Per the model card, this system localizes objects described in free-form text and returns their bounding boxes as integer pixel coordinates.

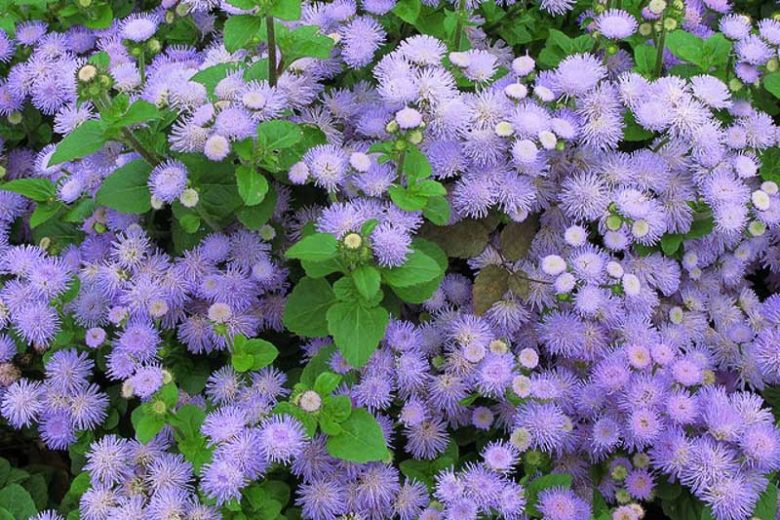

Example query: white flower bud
[494,121,514,137]
[761,181,778,195]
[179,188,199,208]
[504,83,528,100]
[78,64,98,82]
[511,55,535,76]
[349,152,371,172]
[564,225,587,246]
[541,255,567,276]
[299,390,322,412]
[538,130,557,150]
[752,190,771,211]
[518,348,539,369]
[631,219,650,238]
[606,261,624,278]
[622,273,641,296]
[554,272,576,294]
[449,51,470,67]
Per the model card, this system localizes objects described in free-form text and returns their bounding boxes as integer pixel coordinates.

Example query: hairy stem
[654,20,667,78]
[453,0,467,51]
[266,15,277,87]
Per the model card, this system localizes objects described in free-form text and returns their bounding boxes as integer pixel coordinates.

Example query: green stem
[96,92,162,166]
[138,51,146,84]
[651,135,670,152]
[654,20,667,78]
[453,0,467,51]
[266,15,277,87]
[395,149,406,180]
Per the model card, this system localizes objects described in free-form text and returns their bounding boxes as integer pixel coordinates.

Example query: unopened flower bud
[299,390,322,412]
[78,64,98,82]
[494,121,514,137]
[504,83,528,100]
[648,0,666,13]
[179,188,199,208]
[343,233,362,250]
[449,51,470,67]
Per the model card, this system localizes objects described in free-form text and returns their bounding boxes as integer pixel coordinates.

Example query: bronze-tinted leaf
[421,218,495,259]
[508,270,531,299]
[473,265,510,315]
[500,216,538,261]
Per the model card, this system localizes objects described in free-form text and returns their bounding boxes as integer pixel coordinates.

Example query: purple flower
[595,10,637,39]
[84,434,133,486]
[1,379,44,428]
[148,160,189,203]
[340,16,386,68]
[258,414,306,463]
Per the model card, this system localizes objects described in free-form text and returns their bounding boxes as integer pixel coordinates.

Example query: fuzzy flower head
[148,160,189,203]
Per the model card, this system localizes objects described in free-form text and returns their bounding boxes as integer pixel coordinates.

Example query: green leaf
[351,265,381,301]
[271,0,301,20]
[237,184,277,230]
[113,100,161,128]
[257,120,303,150]
[325,408,389,462]
[389,185,428,211]
[233,337,279,372]
[382,249,442,288]
[177,213,201,234]
[0,484,37,520]
[326,300,389,367]
[22,474,47,510]
[761,148,780,184]
[30,201,64,228]
[765,72,780,99]
[48,120,106,165]
[538,30,594,68]
[225,0,256,8]
[236,166,269,206]
[224,15,264,52]
[404,146,432,180]
[389,238,447,304]
[660,234,684,256]
[286,233,338,261]
[96,160,152,214]
[301,257,344,278]
[283,277,337,337]
[191,63,239,96]
[423,195,450,225]
[313,372,341,395]
[753,481,778,520]
[411,179,446,197]
[278,25,334,61]
[169,405,213,472]
[393,0,420,24]
[131,405,166,443]
[300,343,336,387]
[633,44,656,77]
[623,111,655,141]
[666,30,704,67]
[0,178,55,202]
